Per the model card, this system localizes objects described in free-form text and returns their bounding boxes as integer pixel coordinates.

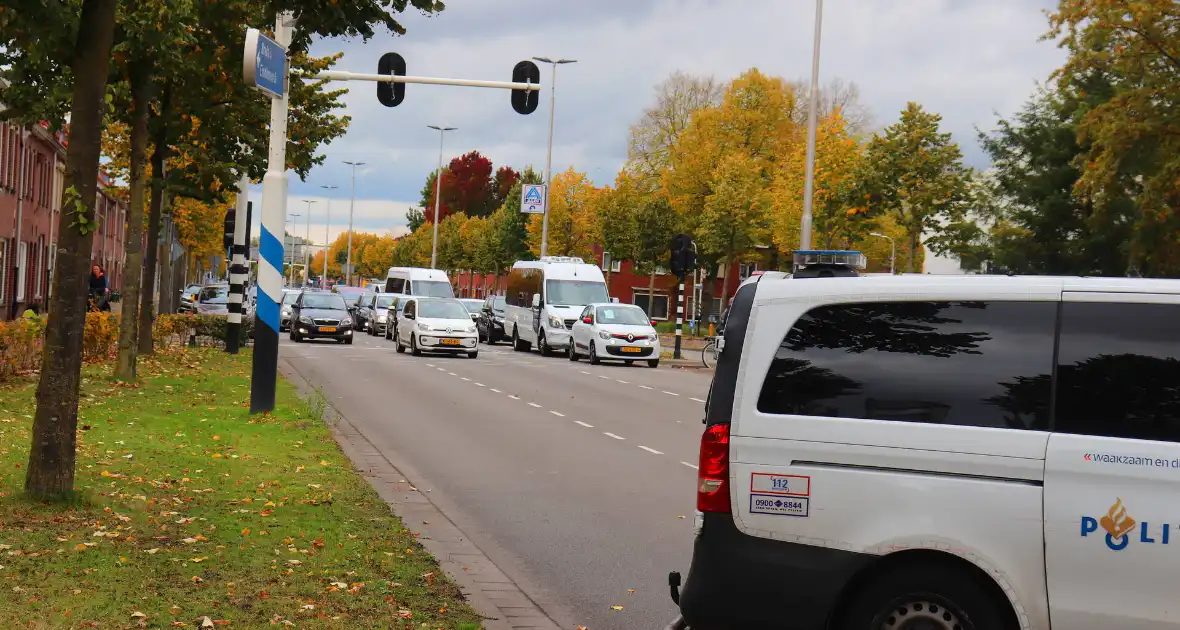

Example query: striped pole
[674,277,685,360]
[226,174,250,354]
[250,12,292,414]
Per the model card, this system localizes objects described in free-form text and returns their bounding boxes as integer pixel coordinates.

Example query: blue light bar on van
[792,250,867,270]
[539,256,586,264]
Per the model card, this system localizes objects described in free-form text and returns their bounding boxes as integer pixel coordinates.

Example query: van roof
[385,267,450,282]
[512,258,606,282]
[754,274,1180,302]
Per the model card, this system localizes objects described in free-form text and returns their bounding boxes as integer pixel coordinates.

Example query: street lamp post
[287,213,300,285]
[427,125,457,269]
[870,232,896,275]
[799,0,824,251]
[532,56,576,259]
[320,185,337,284]
[343,161,365,286]
[302,200,315,285]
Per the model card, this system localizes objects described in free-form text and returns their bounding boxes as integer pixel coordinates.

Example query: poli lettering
[1081,517,1172,551]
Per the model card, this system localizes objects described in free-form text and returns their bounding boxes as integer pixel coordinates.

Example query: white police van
[670,274,1180,630]
[503,256,609,356]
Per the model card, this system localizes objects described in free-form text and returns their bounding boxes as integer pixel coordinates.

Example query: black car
[383,296,410,342]
[353,292,379,333]
[476,294,508,344]
[289,291,355,344]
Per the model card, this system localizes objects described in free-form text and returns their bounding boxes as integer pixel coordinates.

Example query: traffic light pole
[226,173,250,354]
[674,274,685,360]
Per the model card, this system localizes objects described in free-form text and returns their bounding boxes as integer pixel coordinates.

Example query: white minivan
[673,274,1180,630]
[503,256,609,356]
[384,267,454,298]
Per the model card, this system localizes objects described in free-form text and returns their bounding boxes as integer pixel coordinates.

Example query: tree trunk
[139,86,170,355]
[467,270,474,297]
[719,261,731,313]
[114,61,153,380]
[647,269,657,320]
[699,263,718,328]
[25,0,119,499]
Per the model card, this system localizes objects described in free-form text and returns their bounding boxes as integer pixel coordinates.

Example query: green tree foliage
[863,102,971,273]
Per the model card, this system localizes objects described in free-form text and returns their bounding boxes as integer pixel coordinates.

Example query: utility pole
[532,57,576,258]
[343,161,364,286]
[427,125,456,269]
[288,213,300,285]
[320,185,337,285]
[799,0,824,251]
[870,232,896,274]
[226,173,249,354]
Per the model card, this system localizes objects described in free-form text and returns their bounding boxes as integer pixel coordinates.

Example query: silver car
[279,289,301,331]
[366,293,399,336]
[195,283,231,315]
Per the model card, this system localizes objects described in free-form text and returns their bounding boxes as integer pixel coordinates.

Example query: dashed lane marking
[574,421,594,428]
[604,432,626,441]
[549,410,565,417]
[662,391,679,397]
[681,462,699,470]
[690,397,706,403]
[638,445,664,455]
[527,402,542,408]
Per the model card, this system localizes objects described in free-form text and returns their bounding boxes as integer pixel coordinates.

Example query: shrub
[83,312,118,362]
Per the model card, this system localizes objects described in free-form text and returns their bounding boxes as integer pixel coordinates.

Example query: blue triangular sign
[524,187,543,204]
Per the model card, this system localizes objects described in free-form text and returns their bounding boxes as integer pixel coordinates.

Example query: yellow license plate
[621,346,642,353]
[441,338,461,346]
[319,327,337,333]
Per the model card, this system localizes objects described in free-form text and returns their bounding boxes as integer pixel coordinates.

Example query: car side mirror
[610,297,620,304]
[582,316,592,324]
[531,294,541,309]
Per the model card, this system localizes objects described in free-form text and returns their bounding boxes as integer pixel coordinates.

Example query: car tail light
[697,423,731,513]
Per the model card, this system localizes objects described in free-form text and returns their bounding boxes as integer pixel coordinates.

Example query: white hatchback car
[672,273,1180,630]
[395,297,479,358]
[568,303,661,368]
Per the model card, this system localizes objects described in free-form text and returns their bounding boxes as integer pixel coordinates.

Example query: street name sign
[522,184,546,214]
[243,28,287,98]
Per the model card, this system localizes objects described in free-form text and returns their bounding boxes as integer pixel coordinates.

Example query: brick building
[451,253,748,327]
[0,107,126,317]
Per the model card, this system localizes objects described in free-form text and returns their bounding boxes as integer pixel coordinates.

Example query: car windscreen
[596,306,650,326]
[460,300,483,313]
[301,294,347,310]
[417,300,470,320]
[199,286,229,304]
[546,280,608,306]
[414,281,455,298]
[281,292,300,305]
[376,295,396,308]
[490,296,506,312]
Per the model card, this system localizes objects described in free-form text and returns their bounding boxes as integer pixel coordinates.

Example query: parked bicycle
[700,335,720,368]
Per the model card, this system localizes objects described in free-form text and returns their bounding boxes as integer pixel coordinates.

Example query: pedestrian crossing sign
[522,184,546,214]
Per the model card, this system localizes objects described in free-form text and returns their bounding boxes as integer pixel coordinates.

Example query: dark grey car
[288,291,355,344]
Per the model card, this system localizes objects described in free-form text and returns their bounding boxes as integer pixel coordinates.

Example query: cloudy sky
[249,0,1066,247]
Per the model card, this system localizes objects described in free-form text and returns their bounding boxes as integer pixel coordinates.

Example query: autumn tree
[1048,0,1180,275]
[528,168,600,260]
[483,170,542,283]
[626,71,722,184]
[862,102,971,273]
[359,233,397,279]
[420,151,519,222]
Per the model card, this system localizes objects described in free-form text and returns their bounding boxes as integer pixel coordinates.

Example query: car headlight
[465,325,477,333]
[341,316,353,326]
[377,314,387,322]
[493,315,504,323]
[281,308,291,317]
[598,331,612,340]
[548,314,564,329]
[299,315,314,325]
[417,322,430,331]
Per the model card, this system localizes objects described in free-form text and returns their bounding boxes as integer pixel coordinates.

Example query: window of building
[16,241,28,302]
[632,291,669,320]
[35,236,44,298]
[757,301,1058,430]
[1053,301,1180,441]
[0,124,6,188]
[0,240,7,303]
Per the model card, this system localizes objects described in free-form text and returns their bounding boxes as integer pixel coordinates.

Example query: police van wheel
[513,329,530,352]
[839,561,1016,630]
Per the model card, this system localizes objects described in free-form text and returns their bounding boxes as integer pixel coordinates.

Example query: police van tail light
[697,423,731,513]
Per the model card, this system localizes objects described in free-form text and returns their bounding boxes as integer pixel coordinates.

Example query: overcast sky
[250,0,1066,246]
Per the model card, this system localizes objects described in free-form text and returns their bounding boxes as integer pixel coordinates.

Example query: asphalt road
[279,328,714,630]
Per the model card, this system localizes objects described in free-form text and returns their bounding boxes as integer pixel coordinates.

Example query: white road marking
[662,391,679,397]
[527,402,542,408]
[579,371,591,375]
[690,397,706,403]
[603,432,626,441]
[638,445,664,455]
[549,410,565,417]
[460,377,471,382]
[639,385,654,390]
[574,421,594,428]
[681,461,699,470]
[509,395,520,400]
[597,375,610,380]
[474,383,485,387]
[447,372,457,376]
[490,388,502,393]
[426,364,435,368]
[616,379,629,384]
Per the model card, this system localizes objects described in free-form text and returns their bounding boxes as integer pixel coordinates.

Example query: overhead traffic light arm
[305,69,541,91]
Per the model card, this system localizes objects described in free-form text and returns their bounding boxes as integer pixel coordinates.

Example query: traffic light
[223,208,236,252]
[377,52,406,107]
[511,60,540,115]
[669,233,696,277]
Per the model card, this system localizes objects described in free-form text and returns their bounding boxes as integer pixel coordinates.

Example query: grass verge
[0,348,483,629]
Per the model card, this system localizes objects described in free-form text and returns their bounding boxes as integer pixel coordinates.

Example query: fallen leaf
[201,617,215,629]
[131,612,147,619]
[286,559,301,565]
[396,609,412,619]
[145,548,161,554]
[611,605,624,611]
[191,576,203,584]
[627,589,636,594]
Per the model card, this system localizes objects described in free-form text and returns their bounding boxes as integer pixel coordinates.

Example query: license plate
[440,338,461,346]
[319,327,337,333]
[621,346,642,353]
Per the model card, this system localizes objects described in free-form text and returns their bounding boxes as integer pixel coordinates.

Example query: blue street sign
[243,28,287,98]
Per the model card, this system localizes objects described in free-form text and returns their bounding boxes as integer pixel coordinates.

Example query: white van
[503,256,609,355]
[383,267,454,298]
[673,274,1180,630]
